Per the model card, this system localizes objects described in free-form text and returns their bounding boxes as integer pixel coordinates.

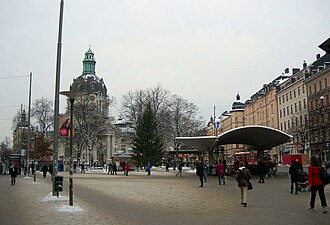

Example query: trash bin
[55,176,63,192]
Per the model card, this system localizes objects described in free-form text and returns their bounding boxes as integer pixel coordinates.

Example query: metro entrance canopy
[175,125,292,152]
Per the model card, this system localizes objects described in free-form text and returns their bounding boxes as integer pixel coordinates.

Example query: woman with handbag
[308,156,328,214]
[235,161,252,207]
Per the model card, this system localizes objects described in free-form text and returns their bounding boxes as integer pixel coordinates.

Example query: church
[58,47,134,168]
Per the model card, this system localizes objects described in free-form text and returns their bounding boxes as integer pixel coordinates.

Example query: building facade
[304,39,330,162]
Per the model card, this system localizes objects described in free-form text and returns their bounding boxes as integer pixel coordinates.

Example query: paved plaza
[0,167,329,225]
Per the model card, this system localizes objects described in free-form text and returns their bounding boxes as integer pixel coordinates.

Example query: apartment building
[276,66,309,154]
[304,38,330,162]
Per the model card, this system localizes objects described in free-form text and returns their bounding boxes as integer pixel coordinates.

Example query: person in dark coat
[42,164,48,178]
[196,160,204,187]
[176,160,183,177]
[112,161,117,175]
[257,159,265,183]
[9,163,18,186]
[235,161,252,207]
[289,159,302,194]
[165,161,169,172]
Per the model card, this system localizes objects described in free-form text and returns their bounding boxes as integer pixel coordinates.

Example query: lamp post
[52,0,65,197]
[60,90,84,206]
[320,96,327,163]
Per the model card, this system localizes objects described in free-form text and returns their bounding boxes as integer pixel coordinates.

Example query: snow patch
[41,193,68,202]
[56,205,84,212]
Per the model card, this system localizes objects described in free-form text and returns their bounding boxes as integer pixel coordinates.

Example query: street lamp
[320,96,327,163]
[60,90,85,206]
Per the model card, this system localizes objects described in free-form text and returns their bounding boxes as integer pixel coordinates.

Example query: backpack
[320,166,330,185]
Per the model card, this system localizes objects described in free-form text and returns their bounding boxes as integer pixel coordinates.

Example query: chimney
[324,62,330,68]
[303,60,307,68]
[292,68,300,75]
[316,54,321,60]
[284,68,289,74]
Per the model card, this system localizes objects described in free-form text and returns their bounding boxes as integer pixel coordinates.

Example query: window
[280,109,282,118]
[288,120,290,130]
[280,123,283,131]
[299,101,302,110]
[303,99,306,109]
[290,105,293,114]
[314,83,317,93]
[286,93,288,101]
[309,86,312,95]
[282,95,285,103]
[298,86,301,96]
[284,122,287,131]
[325,78,328,88]
[279,97,281,105]
[302,85,305,94]
[295,103,297,112]
[290,91,292,100]
[294,89,296,98]
[287,106,289,115]
[283,108,286,117]
[319,81,322,90]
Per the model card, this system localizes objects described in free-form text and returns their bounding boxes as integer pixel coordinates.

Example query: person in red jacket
[216,160,226,185]
[124,162,130,176]
[308,156,328,214]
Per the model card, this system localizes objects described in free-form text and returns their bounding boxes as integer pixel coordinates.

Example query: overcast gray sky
[1,0,329,142]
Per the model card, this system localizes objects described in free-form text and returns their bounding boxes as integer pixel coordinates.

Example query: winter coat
[308,164,324,186]
[124,163,130,171]
[216,163,225,175]
[196,163,204,177]
[289,161,302,182]
[9,165,18,178]
[235,167,251,187]
[177,162,182,171]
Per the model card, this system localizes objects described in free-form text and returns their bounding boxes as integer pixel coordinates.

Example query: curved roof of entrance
[175,125,292,151]
[217,125,292,149]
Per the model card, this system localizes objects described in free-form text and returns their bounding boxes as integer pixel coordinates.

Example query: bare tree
[73,96,111,161]
[31,97,54,133]
[289,112,309,154]
[121,85,204,149]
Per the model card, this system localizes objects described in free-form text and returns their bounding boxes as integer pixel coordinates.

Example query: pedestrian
[257,158,265,183]
[308,156,328,214]
[289,159,302,194]
[9,163,18,186]
[73,163,77,173]
[165,161,169,172]
[266,158,274,178]
[216,160,226,185]
[235,161,252,207]
[196,160,204,187]
[146,161,151,176]
[124,162,130,176]
[112,161,117,175]
[42,164,48,178]
[176,160,183,177]
[48,164,53,176]
[108,162,112,174]
[81,163,85,173]
[233,159,239,175]
[203,161,209,183]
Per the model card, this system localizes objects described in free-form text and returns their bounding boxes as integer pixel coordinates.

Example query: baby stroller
[297,170,308,192]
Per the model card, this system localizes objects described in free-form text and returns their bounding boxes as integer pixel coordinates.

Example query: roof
[176,125,292,151]
[175,136,217,151]
[319,37,330,53]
